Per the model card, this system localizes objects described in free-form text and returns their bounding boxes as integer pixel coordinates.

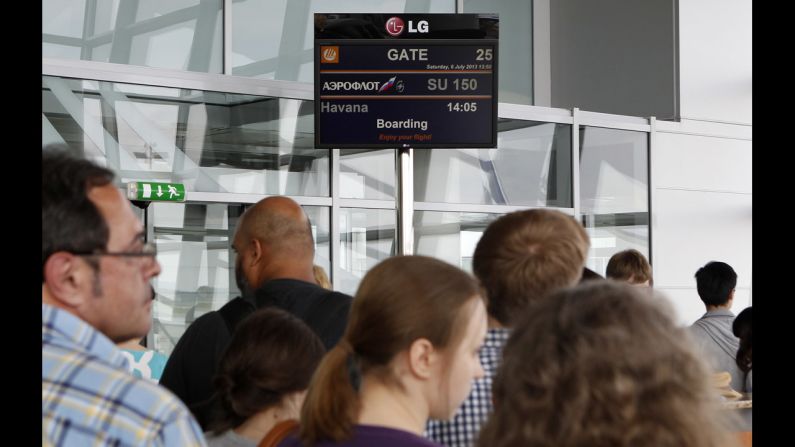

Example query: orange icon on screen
[321,46,339,63]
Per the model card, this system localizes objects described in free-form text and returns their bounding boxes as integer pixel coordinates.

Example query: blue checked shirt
[42,304,206,446]
[426,328,510,447]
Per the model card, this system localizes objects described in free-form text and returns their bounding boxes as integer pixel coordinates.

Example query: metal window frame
[43,56,654,286]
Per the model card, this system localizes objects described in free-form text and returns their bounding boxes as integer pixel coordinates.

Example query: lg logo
[385,17,428,36]
[385,17,404,36]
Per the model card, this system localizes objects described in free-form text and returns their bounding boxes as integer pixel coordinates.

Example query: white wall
[650,0,751,326]
[678,0,752,124]
[652,122,752,325]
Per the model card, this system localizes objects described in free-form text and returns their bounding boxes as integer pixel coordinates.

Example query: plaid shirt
[426,328,510,447]
[42,304,206,446]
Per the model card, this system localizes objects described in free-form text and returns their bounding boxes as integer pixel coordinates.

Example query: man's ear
[250,238,264,266]
[407,338,439,380]
[43,253,91,307]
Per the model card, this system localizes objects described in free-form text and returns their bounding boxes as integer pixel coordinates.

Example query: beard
[235,256,252,298]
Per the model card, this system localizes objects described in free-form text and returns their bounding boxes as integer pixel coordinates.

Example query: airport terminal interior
[42,0,751,357]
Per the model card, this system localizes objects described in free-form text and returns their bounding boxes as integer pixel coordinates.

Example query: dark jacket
[159,279,352,429]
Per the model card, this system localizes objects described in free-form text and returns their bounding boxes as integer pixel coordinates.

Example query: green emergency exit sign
[127,181,186,202]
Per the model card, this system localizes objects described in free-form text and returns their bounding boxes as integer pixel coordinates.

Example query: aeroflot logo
[378,76,405,93]
[385,17,429,36]
[320,46,339,63]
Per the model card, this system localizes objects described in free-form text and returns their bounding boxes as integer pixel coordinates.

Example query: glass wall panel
[464,0,533,105]
[42,43,83,59]
[42,76,329,196]
[42,0,223,73]
[232,0,456,80]
[579,126,649,275]
[338,208,396,295]
[43,0,86,38]
[415,120,571,207]
[414,211,500,273]
[340,149,396,200]
[150,202,329,356]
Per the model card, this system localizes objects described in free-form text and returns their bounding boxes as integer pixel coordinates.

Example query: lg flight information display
[314,14,498,148]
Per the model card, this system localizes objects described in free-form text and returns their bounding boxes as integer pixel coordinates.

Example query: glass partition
[414,211,501,272]
[340,149,396,200]
[231,0,456,80]
[150,202,329,356]
[43,0,223,73]
[415,120,572,207]
[338,208,396,295]
[42,76,329,196]
[464,0,534,104]
[579,126,650,274]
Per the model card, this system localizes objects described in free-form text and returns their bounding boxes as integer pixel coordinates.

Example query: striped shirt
[42,304,206,446]
[426,328,511,447]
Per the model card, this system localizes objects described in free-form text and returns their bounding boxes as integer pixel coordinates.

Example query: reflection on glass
[338,208,396,295]
[340,149,396,200]
[150,202,240,356]
[415,120,571,207]
[584,224,649,277]
[42,75,329,196]
[414,211,500,273]
[232,0,455,80]
[42,0,222,73]
[463,0,533,105]
[579,126,649,274]
[43,0,87,38]
[42,43,83,59]
[150,203,329,356]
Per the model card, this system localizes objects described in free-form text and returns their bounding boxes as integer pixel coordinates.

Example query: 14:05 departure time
[446,102,477,112]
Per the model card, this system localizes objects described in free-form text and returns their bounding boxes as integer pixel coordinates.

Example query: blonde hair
[473,209,590,326]
[313,265,331,290]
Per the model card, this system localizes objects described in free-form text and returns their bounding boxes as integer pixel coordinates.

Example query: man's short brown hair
[605,249,652,285]
[473,209,590,327]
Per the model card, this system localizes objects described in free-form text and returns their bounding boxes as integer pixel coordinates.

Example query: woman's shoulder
[278,425,439,447]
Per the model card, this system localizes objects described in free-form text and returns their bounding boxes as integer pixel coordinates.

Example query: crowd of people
[42,150,751,446]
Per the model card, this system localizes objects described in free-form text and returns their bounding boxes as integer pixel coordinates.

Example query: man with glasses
[42,149,206,446]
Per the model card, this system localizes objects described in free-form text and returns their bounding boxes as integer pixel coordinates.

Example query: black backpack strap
[218,296,256,335]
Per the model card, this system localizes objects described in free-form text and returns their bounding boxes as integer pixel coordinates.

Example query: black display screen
[314,14,498,148]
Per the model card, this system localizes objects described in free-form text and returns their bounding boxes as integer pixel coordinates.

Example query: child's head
[209,308,325,434]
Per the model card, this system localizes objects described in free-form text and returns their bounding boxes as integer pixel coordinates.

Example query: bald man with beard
[160,197,352,429]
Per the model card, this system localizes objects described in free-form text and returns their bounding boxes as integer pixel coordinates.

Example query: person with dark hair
[161,196,353,429]
[732,307,752,394]
[282,255,488,447]
[689,261,750,430]
[42,150,205,445]
[689,262,744,389]
[427,209,590,447]
[205,308,325,447]
[579,266,604,283]
[478,281,739,447]
[605,248,652,286]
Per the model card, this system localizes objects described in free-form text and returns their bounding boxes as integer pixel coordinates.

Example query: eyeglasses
[73,242,157,259]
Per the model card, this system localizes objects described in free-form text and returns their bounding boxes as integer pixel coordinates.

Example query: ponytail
[299,256,482,444]
[299,341,361,444]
